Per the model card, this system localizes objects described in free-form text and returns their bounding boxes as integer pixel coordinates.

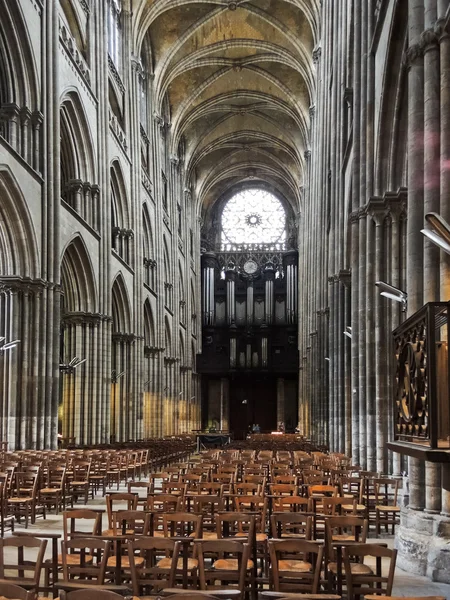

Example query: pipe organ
[198,250,299,374]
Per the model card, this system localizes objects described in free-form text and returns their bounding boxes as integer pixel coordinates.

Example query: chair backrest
[0,536,47,586]
[270,512,312,539]
[216,511,256,540]
[272,496,310,513]
[106,492,138,527]
[374,478,399,506]
[234,482,262,496]
[111,509,152,535]
[147,493,181,512]
[343,543,397,600]
[128,537,180,595]
[269,484,299,496]
[268,538,324,593]
[61,538,111,585]
[234,495,267,531]
[195,538,250,597]
[321,496,357,515]
[63,509,103,541]
[163,511,202,538]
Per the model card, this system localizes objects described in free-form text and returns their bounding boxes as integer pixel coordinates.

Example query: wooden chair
[40,464,71,514]
[127,480,152,507]
[270,512,312,540]
[324,516,369,592]
[60,538,112,590]
[343,544,397,600]
[7,472,45,528]
[196,539,252,600]
[0,582,34,599]
[0,481,14,536]
[104,493,138,534]
[68,460,92,504]
[191,495,224,538]
[127,537,181,596]
[0,536,47,592]
[268,539,324,594]
[374,478,400,536]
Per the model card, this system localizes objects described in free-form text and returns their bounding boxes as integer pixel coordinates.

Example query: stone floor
[6,484,450,599]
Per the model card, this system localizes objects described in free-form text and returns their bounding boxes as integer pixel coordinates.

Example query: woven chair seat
[107,555,144,568]
[235,532,267,542]
[328,561,373,575]
[278,559,312,572]
[40,487,62,493]
[214,558,254,570]
[157,557,198,570]
[8,496,33,502]
[376,505,400,512]
[102,528,134,536]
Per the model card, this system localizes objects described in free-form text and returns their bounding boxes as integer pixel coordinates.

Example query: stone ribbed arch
[0,167,39,279]
[177,90,303,148]
[110,160,130,230]
[170,65,308,151]
[60,0,88,54]
[60,236,97,314]
[156,39,311,106]
[188,130,302,178]
[111,161,133,264]
[198,160,300,208]
[0,0,39,108]
[135,0,318,70]
[375,2,409,193]
[60,90,96,184]
[164,316,172,356]
[60,90,98,227]
[142,203,154,259]
[112,274,132,333]
[143,298,156,347]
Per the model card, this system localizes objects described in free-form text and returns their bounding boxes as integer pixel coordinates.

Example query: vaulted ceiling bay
[133,0,319,213]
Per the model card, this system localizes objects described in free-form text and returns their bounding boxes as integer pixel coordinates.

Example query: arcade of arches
[1,0,450,584]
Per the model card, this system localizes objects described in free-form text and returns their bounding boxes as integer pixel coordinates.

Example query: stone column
[351,0,362,466]
[405,0,426,511]
[365,211,376,472]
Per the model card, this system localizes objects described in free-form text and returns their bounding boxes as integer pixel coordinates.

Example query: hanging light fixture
[421,212,450,255]
[375,281,407,312]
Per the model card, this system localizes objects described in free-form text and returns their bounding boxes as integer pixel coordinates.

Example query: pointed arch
[165,316,172,356]
[0,0,39,109]
[179,329,186,364]
[143,298,156,347]
[111,160,130,230]
[60,90,96,188]
[112,273,132,333]
[60,235,97,313]
[142,203,154,260]
[163,236,171,282]
[0,167,39,278]
[60,0,88,56]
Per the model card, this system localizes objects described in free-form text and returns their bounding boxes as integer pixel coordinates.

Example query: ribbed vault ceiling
[134,0,319,214]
